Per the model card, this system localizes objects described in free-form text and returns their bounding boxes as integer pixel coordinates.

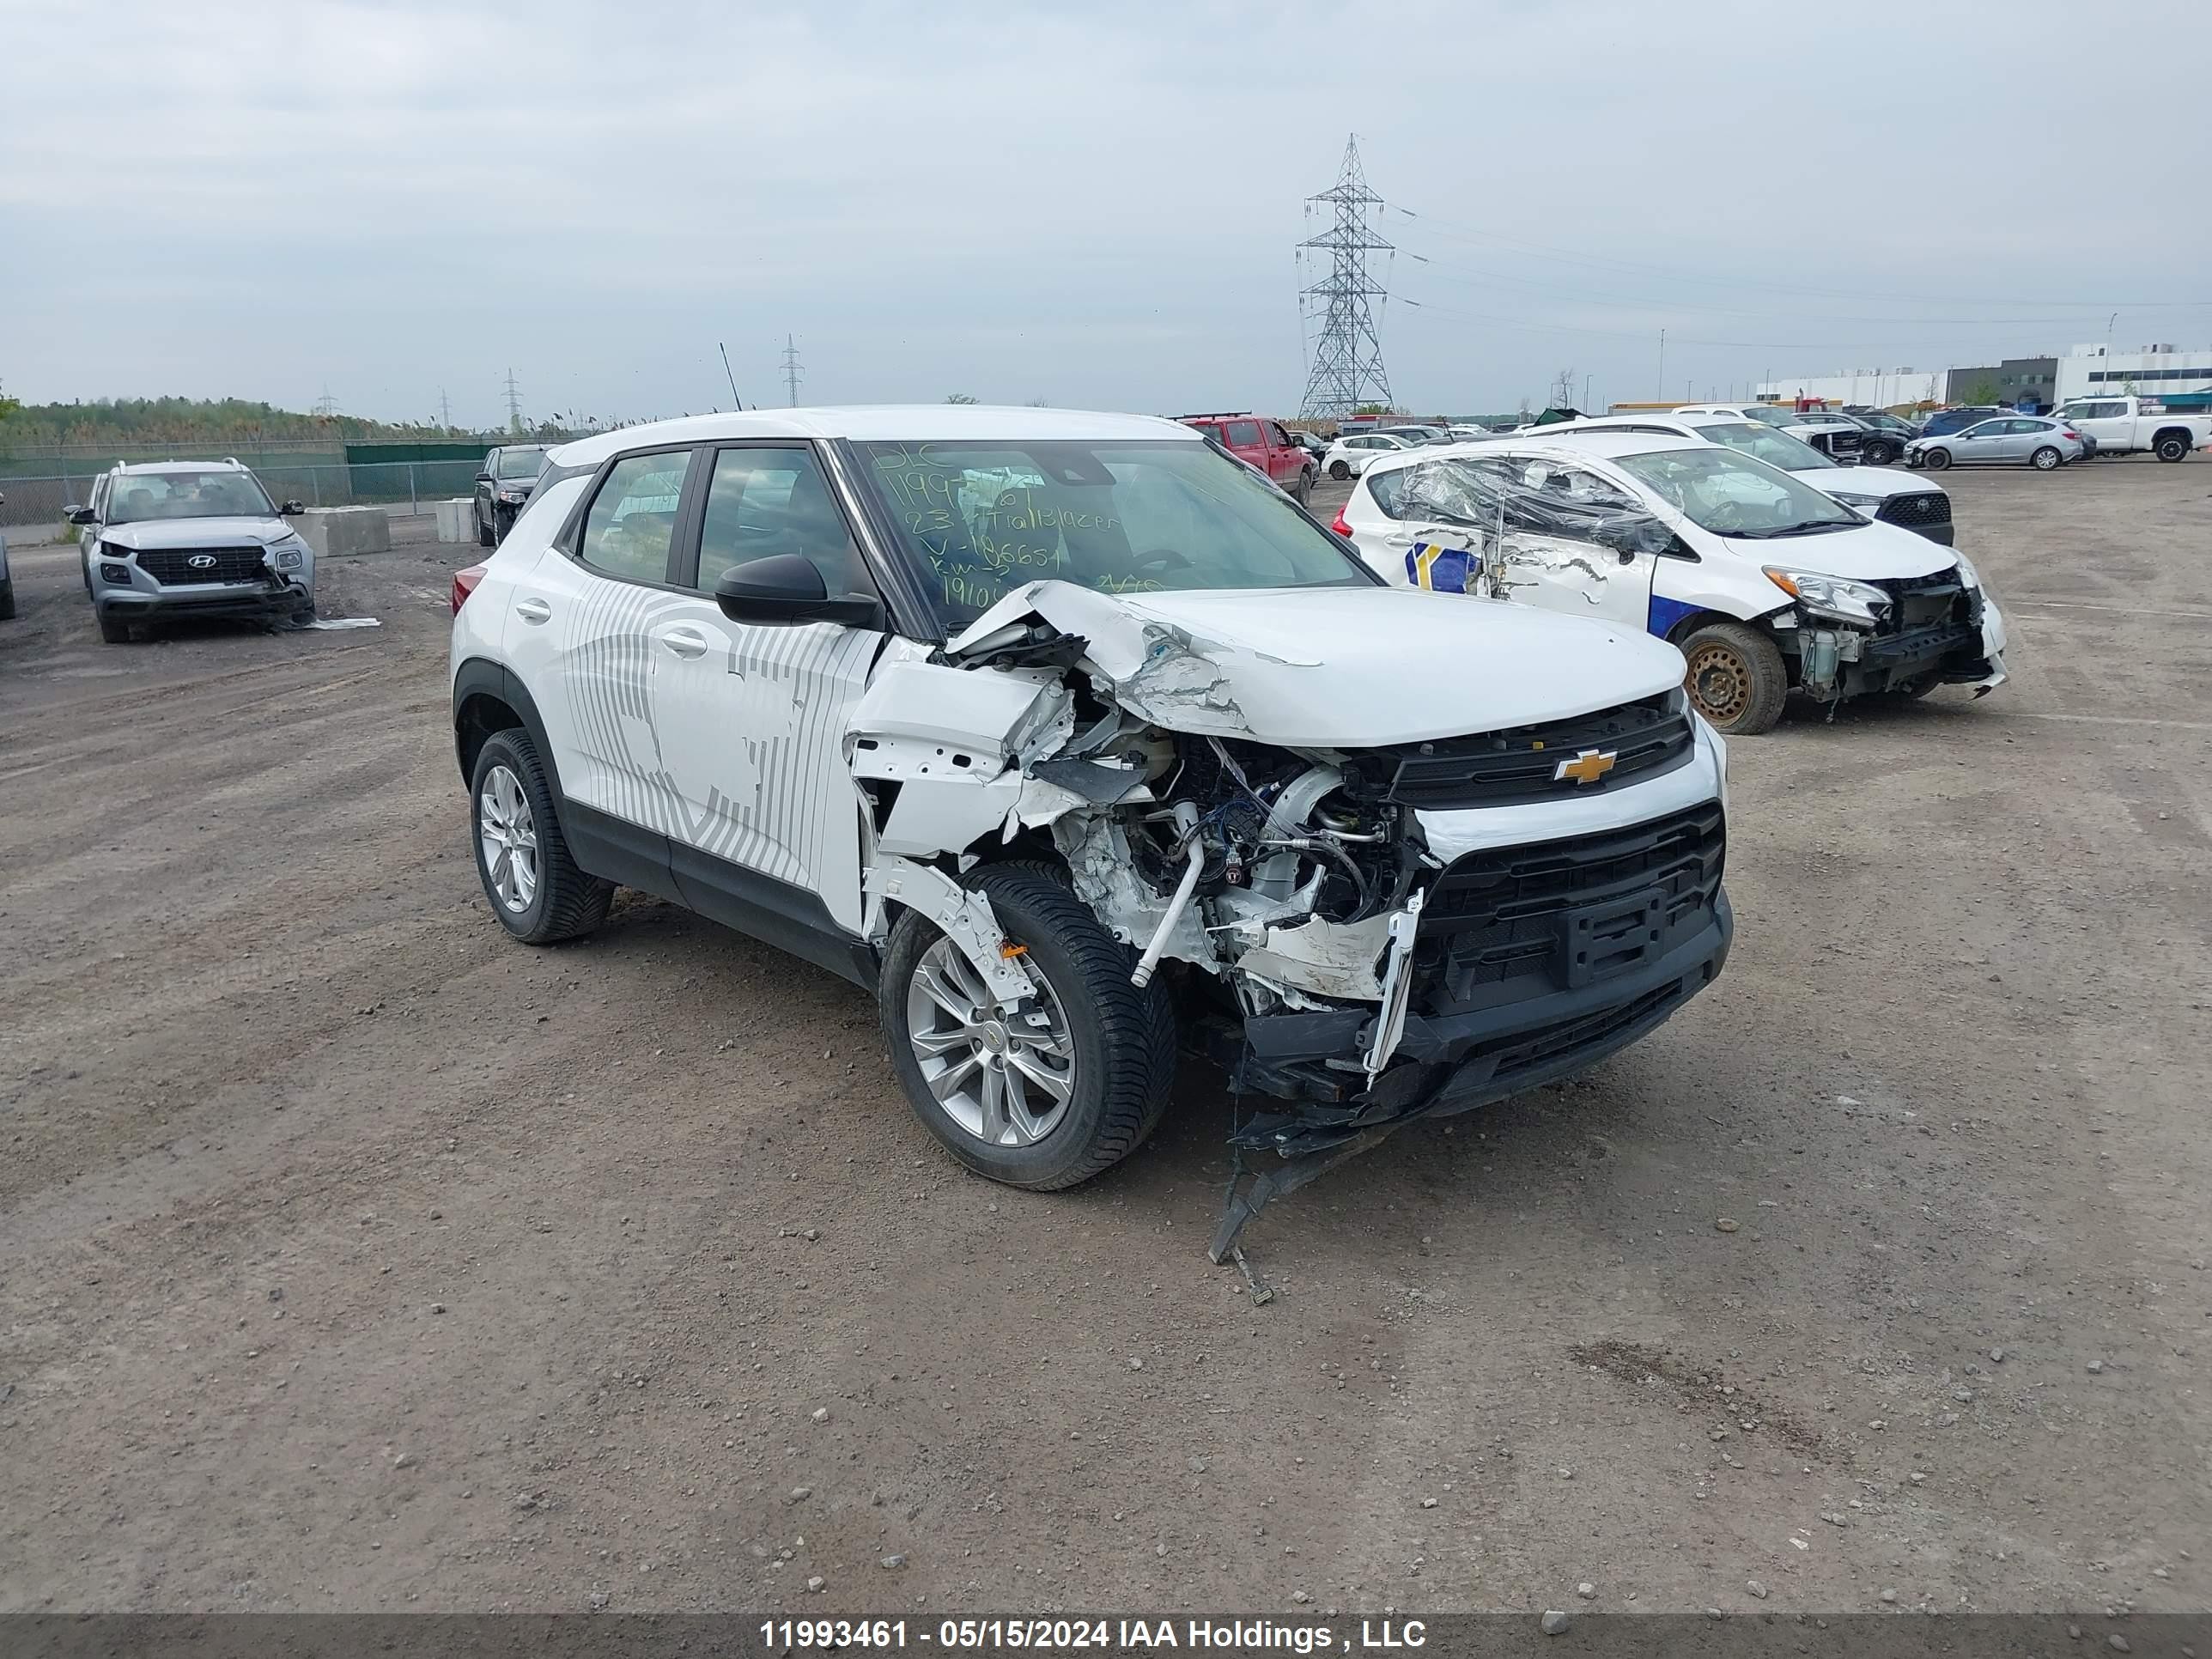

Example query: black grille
[1875,492,1952,531]
[132,544,270,586]
[1349,696,1694,811]
[1414,803,1725,1018]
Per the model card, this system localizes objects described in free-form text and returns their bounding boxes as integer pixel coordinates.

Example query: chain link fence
[0,453,488,532]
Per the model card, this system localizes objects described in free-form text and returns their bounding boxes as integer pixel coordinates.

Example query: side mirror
[475,471,493,483]
[67,505,95,526]
[714,554,880,629]
[280,501,305,516]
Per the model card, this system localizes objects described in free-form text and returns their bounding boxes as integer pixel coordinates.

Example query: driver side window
[696,445,870,598]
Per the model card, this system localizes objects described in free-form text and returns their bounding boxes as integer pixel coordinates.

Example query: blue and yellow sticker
[1406,541,1482,595]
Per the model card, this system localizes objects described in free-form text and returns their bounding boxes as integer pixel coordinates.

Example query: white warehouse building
[2052,343,2212,403]
[1753,368,1947,408]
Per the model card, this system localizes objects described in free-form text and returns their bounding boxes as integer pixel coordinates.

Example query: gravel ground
[1,462,2207,1618]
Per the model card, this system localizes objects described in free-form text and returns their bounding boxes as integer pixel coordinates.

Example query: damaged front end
[849,580,1733,1259]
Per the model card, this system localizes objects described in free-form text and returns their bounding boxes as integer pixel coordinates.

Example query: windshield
[103,470,275,526]
[1613,447,1860,538]
[1690,420,1837,471]
[858,439,1376,630]
[495,448,549,479]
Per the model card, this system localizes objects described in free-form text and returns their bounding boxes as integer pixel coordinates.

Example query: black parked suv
[473,446,551,546]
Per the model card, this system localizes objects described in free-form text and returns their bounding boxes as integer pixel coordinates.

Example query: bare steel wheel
[477,764,541,915]
[905,937,1076,1148]
[1679,620,1788,736]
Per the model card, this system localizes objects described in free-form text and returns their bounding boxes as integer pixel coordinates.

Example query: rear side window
[579,451,690,583]
[1366,469,1408,519]
[1224,421,1262,448]
[696,445,872,598]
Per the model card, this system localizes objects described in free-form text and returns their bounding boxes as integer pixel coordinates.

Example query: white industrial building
[1753,368,1947,408]
[2052,343,2212,402]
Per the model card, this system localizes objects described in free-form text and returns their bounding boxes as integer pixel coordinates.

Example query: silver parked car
[70,459,314,641]
[1907,416,2083,472]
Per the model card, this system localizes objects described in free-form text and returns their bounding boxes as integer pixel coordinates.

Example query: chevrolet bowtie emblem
[1553,748,1618,786]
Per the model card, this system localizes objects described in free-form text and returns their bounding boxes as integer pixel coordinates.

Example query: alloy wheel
[477,763,541,913]
[906,937,1076,1148]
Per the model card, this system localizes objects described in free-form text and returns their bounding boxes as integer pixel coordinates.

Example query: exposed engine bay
[848,579,1733,1260]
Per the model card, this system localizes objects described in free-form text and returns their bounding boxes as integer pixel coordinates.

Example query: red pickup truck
[1179,413,1318,506]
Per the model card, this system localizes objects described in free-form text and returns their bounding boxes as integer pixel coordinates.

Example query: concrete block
[434,498,476,544]
[296,506,392,558]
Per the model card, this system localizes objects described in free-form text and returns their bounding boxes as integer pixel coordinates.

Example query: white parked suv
[1334,432,2008,735]
[450,407,1734,1253]
[1321,429,1421,479]
[1519,412,1954,544]
[69,459,313,641]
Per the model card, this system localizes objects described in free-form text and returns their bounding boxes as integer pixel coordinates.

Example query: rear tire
[1863,439,1896,465]
[1923,447,1953,471]
[1680,620,1789,737]
[96,609,132,644]
[1329,459,1350,480]
[0,577,15,621]
[469,729,613,945]
[878,863,1176,1192]
[2154,433,2190,463]
[2031,446,2062,471]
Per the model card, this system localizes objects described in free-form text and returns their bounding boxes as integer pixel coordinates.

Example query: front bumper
[95,577,310,621]
[1237,887,1732,1153]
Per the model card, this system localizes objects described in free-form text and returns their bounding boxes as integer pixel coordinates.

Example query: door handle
[661,627,710,659]
[514,597,551,624]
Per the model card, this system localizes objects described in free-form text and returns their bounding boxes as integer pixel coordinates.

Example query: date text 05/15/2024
[757,1618,1432,1651]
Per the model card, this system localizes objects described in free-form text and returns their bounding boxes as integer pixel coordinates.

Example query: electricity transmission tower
[437,388,453,432]
[504,368,524,434]
[781,335,805,406]
[313,386,338,419]
[1297,135,1395,422]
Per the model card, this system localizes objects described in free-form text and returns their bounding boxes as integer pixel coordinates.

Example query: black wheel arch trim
[453,657,566,803]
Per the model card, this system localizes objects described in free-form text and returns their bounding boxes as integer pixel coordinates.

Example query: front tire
[1923,447,1954,471]
[2031,446,2063,471]
[879,864,1176,1192]
[1293,468,1314,507]
[1680,620,1789,736]
[470,730,613,944]
[477,505,496,548]
[96,609,133,644]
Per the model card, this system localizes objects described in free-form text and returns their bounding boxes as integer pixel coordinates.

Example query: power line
[1297,135,1394,422]
[1389,203,2212,313]
[781,334,804,407]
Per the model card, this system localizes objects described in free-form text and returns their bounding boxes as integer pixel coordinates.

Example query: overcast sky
[3,0,2209,427]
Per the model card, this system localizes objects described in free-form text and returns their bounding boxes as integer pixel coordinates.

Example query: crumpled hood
[946,580,1687,748]
[101,516,292,550]
[1717,517,1956,581]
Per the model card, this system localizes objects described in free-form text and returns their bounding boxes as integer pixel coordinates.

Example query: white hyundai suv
[449,407,1734,1254]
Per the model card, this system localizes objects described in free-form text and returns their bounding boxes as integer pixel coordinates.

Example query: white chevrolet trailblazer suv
[449,408,1734,1253]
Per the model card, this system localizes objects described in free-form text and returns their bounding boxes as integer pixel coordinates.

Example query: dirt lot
[3,464,2208,1620]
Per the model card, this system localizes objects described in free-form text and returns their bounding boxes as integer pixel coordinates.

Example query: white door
[652,443,886,934]
[501,446,698,832]
[2060,400,2128,452]
[1480,455,1660,632]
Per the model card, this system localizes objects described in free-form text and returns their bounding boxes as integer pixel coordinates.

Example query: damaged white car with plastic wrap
[450,409,1735,1256]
